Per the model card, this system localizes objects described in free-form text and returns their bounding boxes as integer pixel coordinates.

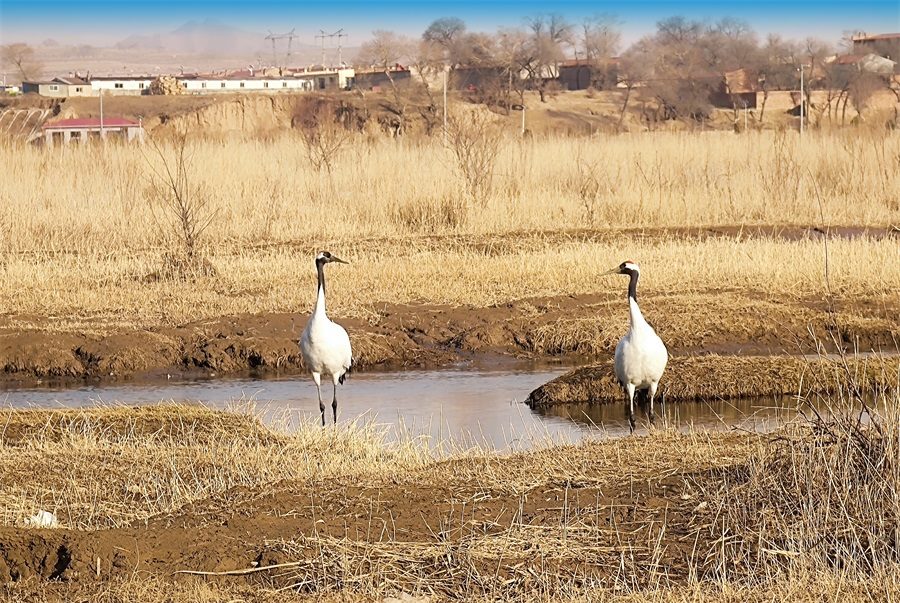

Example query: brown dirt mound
[527,354,900,407]
[0,290,897,386]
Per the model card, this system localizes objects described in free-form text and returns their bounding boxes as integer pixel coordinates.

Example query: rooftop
[852,32,900,42]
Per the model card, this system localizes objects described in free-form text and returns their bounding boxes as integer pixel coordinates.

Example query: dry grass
[1,128,898,334]
[4,568,900,602]
[1,235,898,334]
[1,129,898,256]
[0,404,431,530]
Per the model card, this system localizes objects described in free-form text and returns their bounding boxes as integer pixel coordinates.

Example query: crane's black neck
[626,269,638,302]
[316,257,326,299]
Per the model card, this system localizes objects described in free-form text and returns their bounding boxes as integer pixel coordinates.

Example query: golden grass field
[0,128,898,333]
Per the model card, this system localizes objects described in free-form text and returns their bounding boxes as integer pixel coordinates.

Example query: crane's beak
[331,256,349,265]
[600,267,620,276]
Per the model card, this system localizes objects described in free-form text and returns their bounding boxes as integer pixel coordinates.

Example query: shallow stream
[0,361,823,450]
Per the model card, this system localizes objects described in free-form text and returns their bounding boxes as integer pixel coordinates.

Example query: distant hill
[115,19,263,55]
[26,20,358,78]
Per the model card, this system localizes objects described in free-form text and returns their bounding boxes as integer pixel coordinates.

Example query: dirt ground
[1,286,897,388]
[0,406,757,601]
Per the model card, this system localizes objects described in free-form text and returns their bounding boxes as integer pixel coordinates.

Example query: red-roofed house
[41,117,144,146]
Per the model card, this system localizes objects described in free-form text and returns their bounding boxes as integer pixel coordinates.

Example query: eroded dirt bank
[527,354,899,407]
[1,291,898,387]
[0,406,756,600]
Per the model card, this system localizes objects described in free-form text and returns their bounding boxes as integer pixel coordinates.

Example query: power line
[265,29,297,68]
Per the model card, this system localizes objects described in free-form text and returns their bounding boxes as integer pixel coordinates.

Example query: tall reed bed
[1,129,897,256]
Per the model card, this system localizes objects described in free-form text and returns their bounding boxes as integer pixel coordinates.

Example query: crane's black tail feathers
[339,359,354,385]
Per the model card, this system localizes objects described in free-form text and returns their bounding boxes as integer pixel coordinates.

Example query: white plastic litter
[25,510,59,528]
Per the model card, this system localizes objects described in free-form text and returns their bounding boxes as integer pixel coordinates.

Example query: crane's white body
[608,262,668,432]
[300,287,352,386]
[614,297,668,400]
[299,252,352,425]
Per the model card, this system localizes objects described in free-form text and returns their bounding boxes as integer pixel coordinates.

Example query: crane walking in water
[300,251,353,426]
[603,261,668,433]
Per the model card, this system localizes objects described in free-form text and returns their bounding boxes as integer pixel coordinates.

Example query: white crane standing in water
[603,261,668,433]
[300,251,353,426]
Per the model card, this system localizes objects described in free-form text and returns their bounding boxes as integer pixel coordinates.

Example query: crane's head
[602,260,639,276]
[315,251,349,265]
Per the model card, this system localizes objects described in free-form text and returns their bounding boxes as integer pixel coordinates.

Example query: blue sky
[1,0,897,46]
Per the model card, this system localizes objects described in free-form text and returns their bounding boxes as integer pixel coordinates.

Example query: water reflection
[0,365,836,451]
[534,396,814,438]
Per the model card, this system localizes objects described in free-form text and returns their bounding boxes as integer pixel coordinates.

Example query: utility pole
[316,30,327,67]
[799,63,805,138]
[442,67,448,138]
[99,88,105,145]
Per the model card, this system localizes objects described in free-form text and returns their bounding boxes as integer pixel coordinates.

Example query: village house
[21,77,94,98]
[40,117,144,146]
[558,58,619,91]
[22,67,356,98]
[851,32,900,62]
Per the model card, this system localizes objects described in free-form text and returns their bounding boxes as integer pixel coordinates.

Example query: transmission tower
[316,30,328,67]
[315,28,347,68]
[333,29,348,66]
[265,29,297,67]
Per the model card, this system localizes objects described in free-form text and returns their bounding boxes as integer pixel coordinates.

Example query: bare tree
[143,133,217,278]
[758,34,800,122]
[615,42,652,132]
[296,103,351,173]
[422,17,467,68]
[495,28,530,111]
[579,14,621,89]
[0,43,43,82]
[444,110,502,205]
[357,30,416,135]
[639,17,715,124]
[524,13,573,102]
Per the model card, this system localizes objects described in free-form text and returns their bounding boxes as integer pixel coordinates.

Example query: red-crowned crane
[300,251,353,426]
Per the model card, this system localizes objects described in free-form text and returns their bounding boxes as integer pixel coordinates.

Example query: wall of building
[91,79,152,95]
[181,78,315,93]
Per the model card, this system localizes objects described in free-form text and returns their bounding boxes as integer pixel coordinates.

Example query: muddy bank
[1,292,898,386]
[0,405,755,597]
[527,354,900,407]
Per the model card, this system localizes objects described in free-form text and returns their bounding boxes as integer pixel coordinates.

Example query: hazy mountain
[114,19,313,57]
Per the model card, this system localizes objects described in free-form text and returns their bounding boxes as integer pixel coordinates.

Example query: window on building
[221,82,226,88]
[201,82,207,88]
[139,82,145,89]
[318,77,325,90]
[75,87,82,92]
[114,83,124,89]
[49,85,59,91]
[240,82,245,88]
[264,81,269,88]
[282,81,288,88]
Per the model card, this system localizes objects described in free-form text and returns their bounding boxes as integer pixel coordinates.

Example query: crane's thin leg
[648,382,658,427]
[312,372,325,427]
[332,383,338,425]
[626,384,636,434]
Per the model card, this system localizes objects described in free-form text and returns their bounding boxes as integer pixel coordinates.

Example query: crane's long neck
[314,259,327,317]
[627,270,646,328]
